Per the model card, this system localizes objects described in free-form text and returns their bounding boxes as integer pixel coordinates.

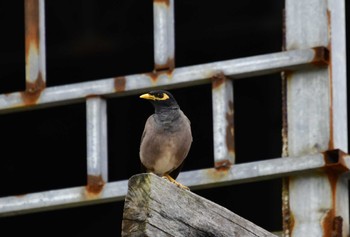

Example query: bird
[139,90,192,190]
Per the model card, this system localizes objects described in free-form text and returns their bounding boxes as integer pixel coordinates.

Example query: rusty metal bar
[86,97,108,197]
[283,0,348,236]
[328,0,348,156]
[1,153,349,217]
[153,0,174,70]
[24,0,46,93]
[179,151,350,190]
[0,180,128,217]
[328,1,349,235]
[0,48,327,114]
[212,73,235,168]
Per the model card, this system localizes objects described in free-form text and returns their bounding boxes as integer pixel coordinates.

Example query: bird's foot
[163,174,190,191]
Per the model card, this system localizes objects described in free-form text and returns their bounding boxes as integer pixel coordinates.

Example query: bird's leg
[163,174,190,190]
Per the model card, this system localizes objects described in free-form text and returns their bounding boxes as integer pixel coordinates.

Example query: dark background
[0,0,347,236]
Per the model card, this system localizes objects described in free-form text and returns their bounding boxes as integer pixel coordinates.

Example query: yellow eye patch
[140,93,170,101]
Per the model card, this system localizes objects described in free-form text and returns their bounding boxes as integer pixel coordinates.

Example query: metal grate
[0,1,348,236]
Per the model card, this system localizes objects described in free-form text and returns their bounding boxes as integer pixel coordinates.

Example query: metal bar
[328,0,348,159]
[328,1,349,235]
[179,152,350,190]
[86,97,108,197]
[153,0,175,70]
[0,180,128,217]
[1,153,349,217]
[0,48,327,114]
[212,73,235,168]
[24,0,46,94]
[283,0,348,236]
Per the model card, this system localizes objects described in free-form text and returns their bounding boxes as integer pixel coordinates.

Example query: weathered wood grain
[122,173,276,237]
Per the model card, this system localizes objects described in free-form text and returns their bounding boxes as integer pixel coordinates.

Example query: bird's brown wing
[139,115,157,173]
[169,112,192,179]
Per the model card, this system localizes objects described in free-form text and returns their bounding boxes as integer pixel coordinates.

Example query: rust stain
[311,47,330,66]
[154,0,170,6]
[323,209,335,237]
[322,210,343,237]
[155,58,175,71]
[114,76,126,92]
[25,0,40,61]
[85,175,105,197]
[327,10,334,151]
[214,159,232,171]
[211,73,226,89]
[147,71,159,83]
[327,10,332,44]
[281,71,289,157]
[207,166,229,180]
[226,100,235,154]
[20,72,45,105]
[282,177,294,237]
[323,172,337,237]
[328,68,334,150]
[146,69,173,84]
[322,150,346,237]
[332,216,343,237]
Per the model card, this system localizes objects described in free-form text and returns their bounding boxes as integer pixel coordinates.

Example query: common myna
[139,90,192,190]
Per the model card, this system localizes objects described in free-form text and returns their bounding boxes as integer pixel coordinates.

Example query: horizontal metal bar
[1,153,348,217]
[0,180,128,217]
[0,48,326,114]
[178,153,349,190]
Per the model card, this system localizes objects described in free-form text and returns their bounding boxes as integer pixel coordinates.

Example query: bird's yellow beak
[140,93,170,101]
[140,93,156,101]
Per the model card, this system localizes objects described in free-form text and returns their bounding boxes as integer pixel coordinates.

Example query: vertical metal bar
[283,0,348,236]
[328,0,348,154]
[153,0,175,71]
[327,0,349,235]
[25,0,46,91]
[212,74,235,168]
[86,97,108,197]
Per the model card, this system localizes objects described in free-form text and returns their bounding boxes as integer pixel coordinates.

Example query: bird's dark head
[140,90,179,112]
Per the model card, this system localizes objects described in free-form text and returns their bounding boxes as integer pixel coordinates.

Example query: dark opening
[0,103,86,198]
[0,2,25,93]
[45,0,154,86]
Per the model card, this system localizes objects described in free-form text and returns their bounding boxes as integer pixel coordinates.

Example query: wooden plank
[122,173,276,237]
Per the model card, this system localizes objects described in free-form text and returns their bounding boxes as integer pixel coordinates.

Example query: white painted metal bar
[86,97,108,195]
[328,1,349,235]
[212,74,235,167]
[0,48,326,114]
[153,0,175,70]
[283,0,348,236]
[0,180,128,217]
[25,0,46,88]
[0,153,348,217]
[179,153,350,190]
[328,0,348,155]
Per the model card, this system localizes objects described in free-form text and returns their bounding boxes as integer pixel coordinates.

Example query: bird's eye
[157,93,163,98]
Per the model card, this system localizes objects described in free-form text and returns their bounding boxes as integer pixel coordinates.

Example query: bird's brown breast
[140,110,192,176]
